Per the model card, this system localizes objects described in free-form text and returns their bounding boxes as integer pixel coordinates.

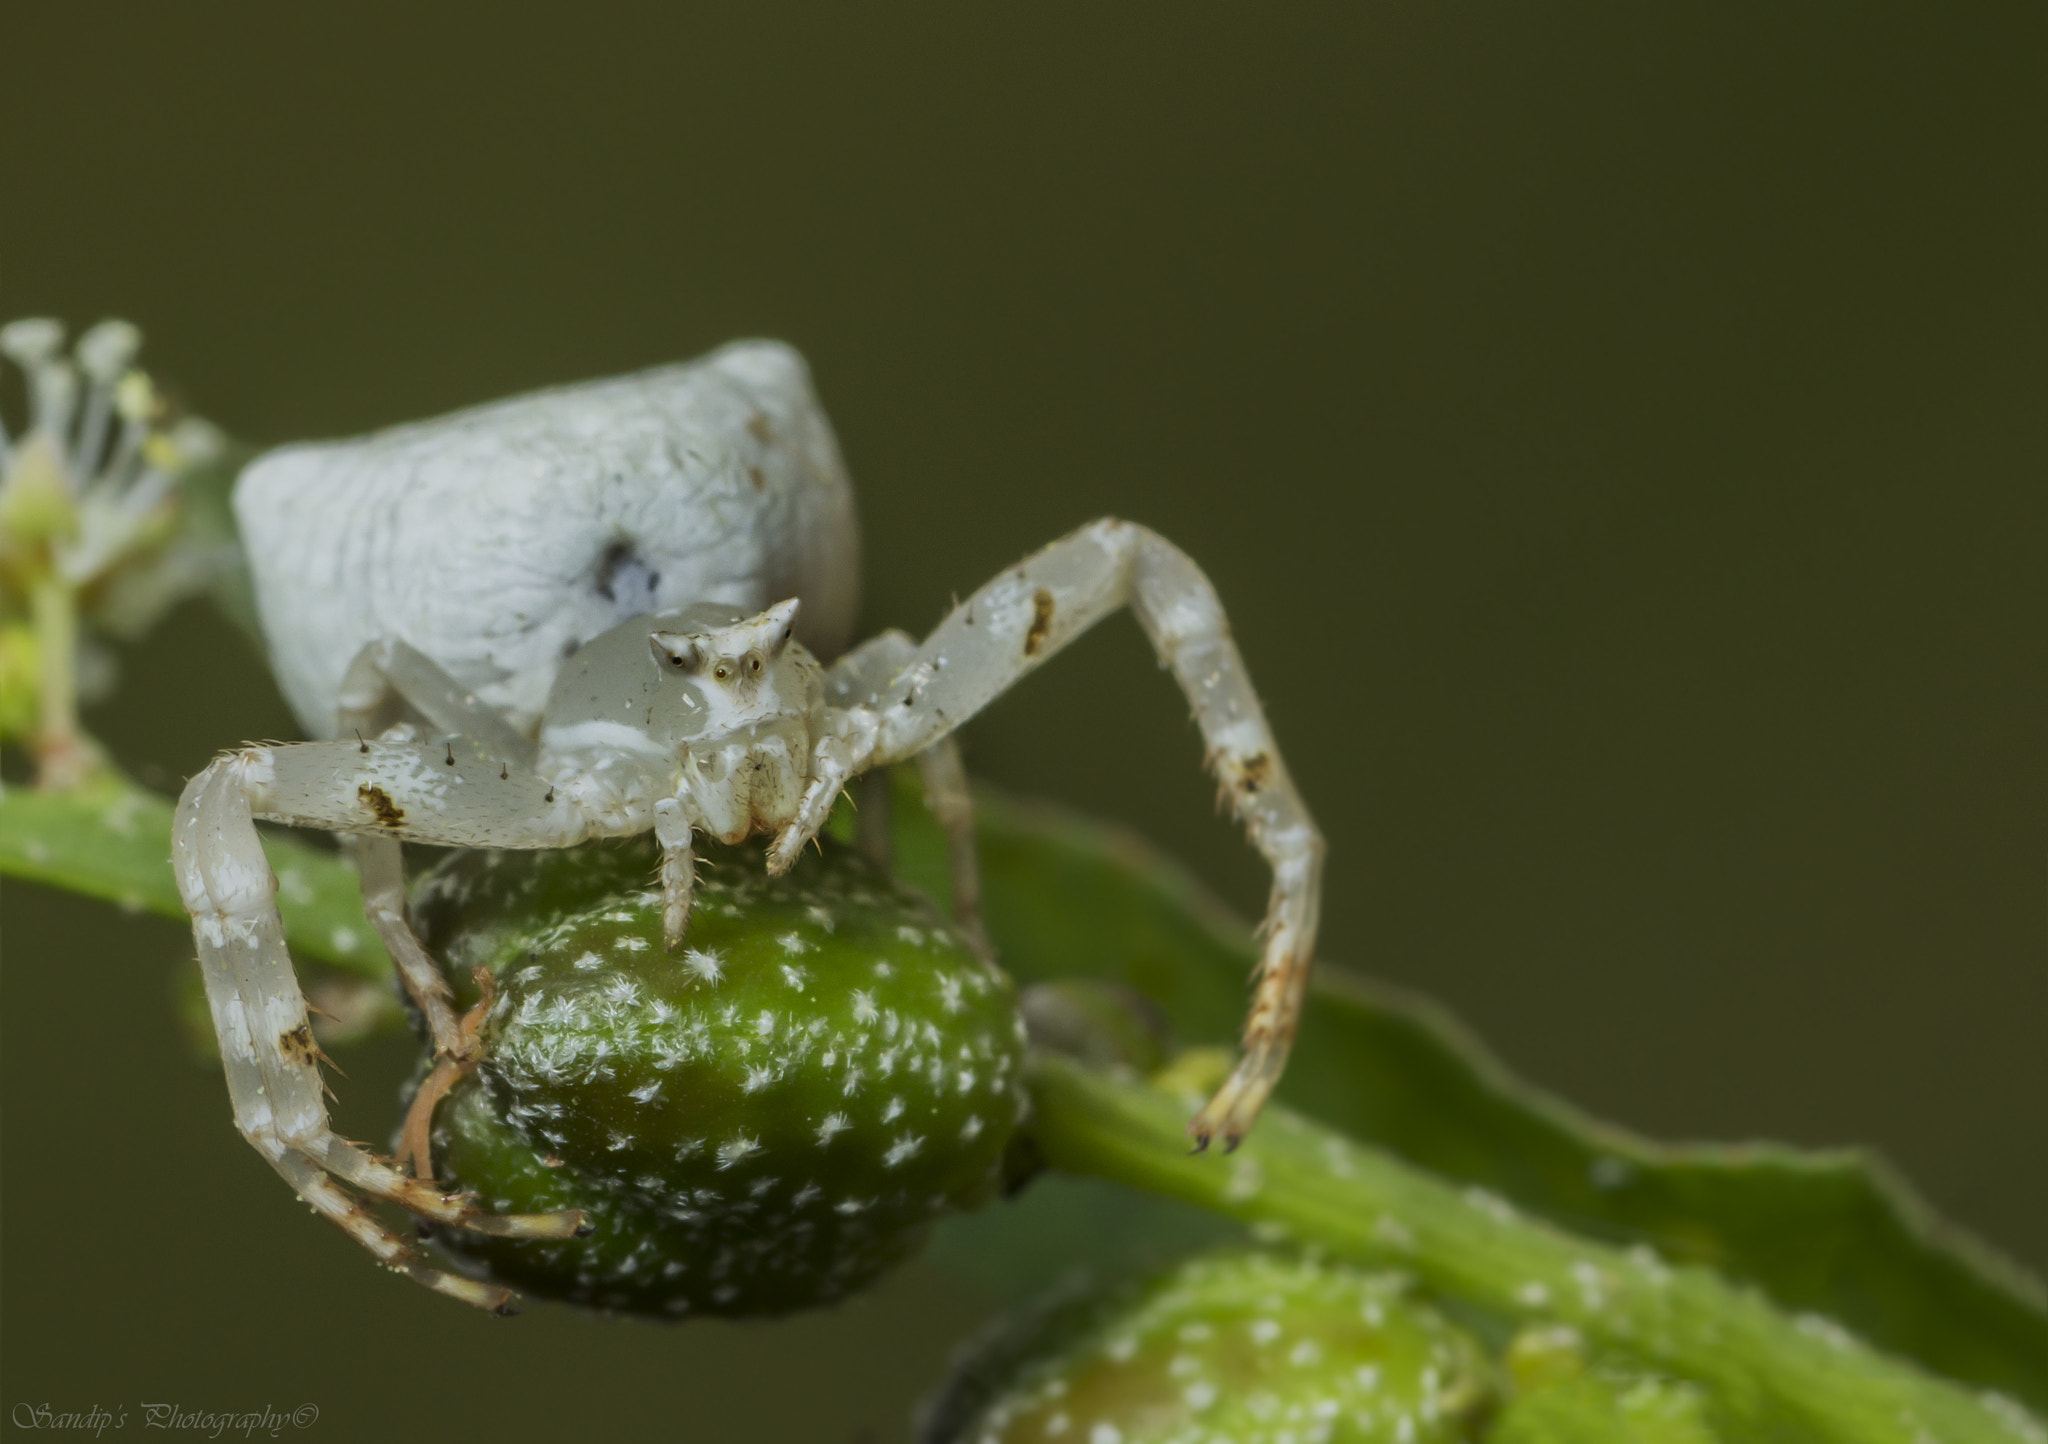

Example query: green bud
[920,1250,1494,1444]
[0,434,80,553]
[410,834,1028,1318]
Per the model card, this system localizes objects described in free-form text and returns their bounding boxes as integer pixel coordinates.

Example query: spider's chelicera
[171,342,1325,1311]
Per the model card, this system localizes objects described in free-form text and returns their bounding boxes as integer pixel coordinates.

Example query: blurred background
[4,6,2042,1440]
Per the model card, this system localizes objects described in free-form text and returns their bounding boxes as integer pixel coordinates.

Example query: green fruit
[407,834,1028,1318]
[920,1250,1494,1444]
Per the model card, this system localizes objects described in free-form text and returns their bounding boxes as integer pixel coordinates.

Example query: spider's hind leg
[854,769,894,871]
[335,638,537,1069]
[911,740,993,965]
[349,831,468,1066]
[398,965,501,1184]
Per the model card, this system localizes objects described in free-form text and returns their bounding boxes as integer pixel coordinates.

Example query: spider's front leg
[787,629,994,961]
[774,519,1325,1149]
[174,735,599,1311]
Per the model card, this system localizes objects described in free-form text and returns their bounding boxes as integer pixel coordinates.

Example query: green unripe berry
[921,1250,1493,1444]
[408,834,1028,1318]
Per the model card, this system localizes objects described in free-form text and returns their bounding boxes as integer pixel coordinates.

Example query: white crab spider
[173,341,1324,1310]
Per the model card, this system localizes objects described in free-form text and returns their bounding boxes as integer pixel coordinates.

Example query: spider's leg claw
[765,819,810,876]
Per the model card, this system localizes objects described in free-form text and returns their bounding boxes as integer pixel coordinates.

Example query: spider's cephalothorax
[543,603,818,827]
[175,342,1325,1311]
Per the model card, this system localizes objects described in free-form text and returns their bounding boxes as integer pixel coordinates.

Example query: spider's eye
[714,664,731,682]
[649,633,701,672]
[746,654,763,676]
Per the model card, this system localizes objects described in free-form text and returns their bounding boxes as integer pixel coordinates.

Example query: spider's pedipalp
[654,796,697,950]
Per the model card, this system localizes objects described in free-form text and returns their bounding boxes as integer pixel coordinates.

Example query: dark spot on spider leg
[746,412,771,444]
[279,1023,320,1067]
[357,784,405,827]
[1024,588,1056,657]
[1237,751,1272,795]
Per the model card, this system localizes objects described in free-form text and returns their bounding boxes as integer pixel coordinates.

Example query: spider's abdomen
[236,341,860,739]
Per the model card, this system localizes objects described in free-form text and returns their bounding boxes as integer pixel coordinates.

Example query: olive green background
[4,6,2042,1441]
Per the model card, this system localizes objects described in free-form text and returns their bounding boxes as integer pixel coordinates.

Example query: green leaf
[887,777,2047,1409]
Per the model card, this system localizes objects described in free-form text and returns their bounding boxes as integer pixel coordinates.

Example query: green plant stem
[1026,1056,2042,1444]
[29,572,97,787]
